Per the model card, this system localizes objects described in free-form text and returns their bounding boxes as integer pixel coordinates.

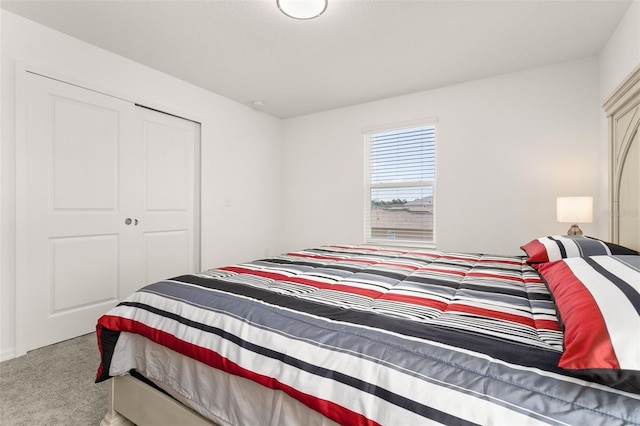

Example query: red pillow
[537,255,640,393]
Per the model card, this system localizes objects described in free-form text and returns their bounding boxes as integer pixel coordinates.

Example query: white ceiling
[1,0,633,118]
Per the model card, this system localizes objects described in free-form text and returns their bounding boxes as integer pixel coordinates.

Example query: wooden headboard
[604,64,640,251]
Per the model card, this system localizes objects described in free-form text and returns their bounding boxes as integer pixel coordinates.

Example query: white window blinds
[364,123,436,246]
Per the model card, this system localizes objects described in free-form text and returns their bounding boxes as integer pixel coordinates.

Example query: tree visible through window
[364,123,436,246]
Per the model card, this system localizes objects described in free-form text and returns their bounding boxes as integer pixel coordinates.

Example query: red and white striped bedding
[521,235,638,263]
[96,245,640,425]
[537,254,640,393]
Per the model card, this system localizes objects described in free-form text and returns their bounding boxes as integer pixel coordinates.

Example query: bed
[95,243,640,425]
[96,66,640,426]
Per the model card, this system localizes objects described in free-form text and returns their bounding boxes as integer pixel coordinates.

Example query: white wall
[0,11,284,360]
[282,58,602,255]
[598,0,640,240]
[599,1,640,101]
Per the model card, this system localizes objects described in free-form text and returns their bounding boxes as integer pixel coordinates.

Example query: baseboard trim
[0,347,17,362]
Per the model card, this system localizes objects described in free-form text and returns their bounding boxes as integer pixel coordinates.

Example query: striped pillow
[537,255,640,393]
[521,235,638,264]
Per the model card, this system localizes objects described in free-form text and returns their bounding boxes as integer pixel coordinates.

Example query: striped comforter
[96,245,640,425]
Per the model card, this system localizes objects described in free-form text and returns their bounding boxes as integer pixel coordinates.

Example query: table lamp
[556,196,593,235]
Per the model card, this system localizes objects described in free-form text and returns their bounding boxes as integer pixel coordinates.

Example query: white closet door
[23,73,136,351]
[126,106,199,295]
[21,73,199,352]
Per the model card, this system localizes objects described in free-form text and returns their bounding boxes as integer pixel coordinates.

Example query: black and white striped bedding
[96,245,640,425]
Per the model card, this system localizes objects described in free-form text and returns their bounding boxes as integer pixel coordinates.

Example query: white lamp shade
[556,196,593,223]
[277,0,327,19]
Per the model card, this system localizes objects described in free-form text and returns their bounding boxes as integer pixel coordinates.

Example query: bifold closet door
[123,106,198,297]
[22,73,198,352]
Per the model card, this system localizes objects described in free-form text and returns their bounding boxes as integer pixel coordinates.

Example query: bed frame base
[100,375,216,426]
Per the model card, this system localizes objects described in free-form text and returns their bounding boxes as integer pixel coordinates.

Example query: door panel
[50,234,119,312]
[135,107,198,287]
[24,73,134,351]
[144,121,190,211]
[52,97,119,210]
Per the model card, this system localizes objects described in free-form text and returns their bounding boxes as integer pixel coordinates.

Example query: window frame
[363,118,437,248]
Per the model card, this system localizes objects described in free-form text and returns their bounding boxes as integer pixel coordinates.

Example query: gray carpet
[0,333,108,425]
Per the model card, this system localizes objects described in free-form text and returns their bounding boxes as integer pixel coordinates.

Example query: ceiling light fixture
[277,0,327,20]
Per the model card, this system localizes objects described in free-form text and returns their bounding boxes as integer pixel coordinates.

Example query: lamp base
[567,224,583,236]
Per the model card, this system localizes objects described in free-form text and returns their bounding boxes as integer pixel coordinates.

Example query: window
[364,121,436,247]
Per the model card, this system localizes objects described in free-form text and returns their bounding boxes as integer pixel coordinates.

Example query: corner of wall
[599,1,640,102]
